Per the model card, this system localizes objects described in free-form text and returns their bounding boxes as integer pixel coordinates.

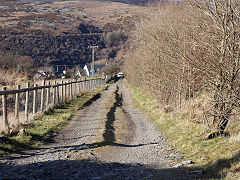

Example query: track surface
[0,80,200,179]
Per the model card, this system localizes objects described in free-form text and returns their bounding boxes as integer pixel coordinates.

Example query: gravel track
[0,80,201,179]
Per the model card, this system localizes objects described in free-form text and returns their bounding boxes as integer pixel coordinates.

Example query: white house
[83,64,105,76]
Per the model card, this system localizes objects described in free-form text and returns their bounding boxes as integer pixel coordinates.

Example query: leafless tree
[124,0,240,138]
[182,0,240,137]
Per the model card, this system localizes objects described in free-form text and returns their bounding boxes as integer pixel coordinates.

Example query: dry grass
[0,77,98,133]
[229,133,240,143]
[0,69,27,89]
[0,83,109,155]
[126,81,240,179]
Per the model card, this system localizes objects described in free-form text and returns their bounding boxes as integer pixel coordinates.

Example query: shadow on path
[2,84,155,160]
[82,93,101,108]
[0,92,103,154]
[5,83,238,178]
[0,158,201,179]
[103,85,122,143]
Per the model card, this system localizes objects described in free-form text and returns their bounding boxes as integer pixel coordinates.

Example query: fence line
[0,77,106,134]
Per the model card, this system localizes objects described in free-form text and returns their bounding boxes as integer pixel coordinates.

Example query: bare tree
[182,0,240,137]
[124,0,240,138]
[100,62,120,76]
[0,53,34,72]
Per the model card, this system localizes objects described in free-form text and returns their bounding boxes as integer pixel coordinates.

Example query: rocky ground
[0,80,202,179]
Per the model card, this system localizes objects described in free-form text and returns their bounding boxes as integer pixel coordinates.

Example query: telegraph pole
[89,45,98,77]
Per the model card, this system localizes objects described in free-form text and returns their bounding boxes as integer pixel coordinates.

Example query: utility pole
[89,45,98,77]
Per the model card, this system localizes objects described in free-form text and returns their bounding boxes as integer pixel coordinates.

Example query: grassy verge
[0,84,108,155]
[126,81,240,179]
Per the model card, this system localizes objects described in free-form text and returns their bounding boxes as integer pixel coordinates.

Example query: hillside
[0,0,145,67]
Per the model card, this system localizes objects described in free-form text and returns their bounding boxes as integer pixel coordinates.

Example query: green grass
[126,81,240,179]
[0,84,108,155]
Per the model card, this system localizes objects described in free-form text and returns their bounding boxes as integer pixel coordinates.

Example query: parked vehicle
[117,72,124,78]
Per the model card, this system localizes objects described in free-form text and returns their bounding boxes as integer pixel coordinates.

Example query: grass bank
[126,81,240,179]
[0,84,108,155]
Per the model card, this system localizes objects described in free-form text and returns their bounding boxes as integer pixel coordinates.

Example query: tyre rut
[0,81,201,179]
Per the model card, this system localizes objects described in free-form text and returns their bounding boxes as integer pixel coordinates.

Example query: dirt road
[0,80,201,179]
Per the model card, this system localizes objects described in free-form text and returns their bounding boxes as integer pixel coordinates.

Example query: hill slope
[0,0,145,67]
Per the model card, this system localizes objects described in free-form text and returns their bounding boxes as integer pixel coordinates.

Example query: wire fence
[0,77,106,134]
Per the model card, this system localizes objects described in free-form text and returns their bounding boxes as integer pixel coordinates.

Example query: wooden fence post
[71,81,74,100]
[61,80,64,104]
[79,81,81,94]
[80,80,82,92]
[56,83,60,105]
[33,84,37,116]
[76,81,79,95]
[70,80,73,100]
[79,79,81,94]
[83,79,86,91]
[2,86,9,131]
[81,81,83,94]
[71,81,74,99]
[85,79,87,91]
[66,80,69,100]
[46,81,50,109]
[72,81,75,98]
[88,79,90,91]
[89,79,91,90]
[65,81,67,102]
[74,81,77,97]
[65,81,68,100]
[53,81,56,106]
[40,80,45,113]
[85,78,88,91]
[25,82,30,122]
[15,85,20,124]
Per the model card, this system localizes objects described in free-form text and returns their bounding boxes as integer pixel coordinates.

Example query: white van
[117,72,124,78]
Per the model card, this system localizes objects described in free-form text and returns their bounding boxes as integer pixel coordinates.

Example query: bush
[0,69,27,87]
[99,62,120,76]
[124,1,240,136]
[105,31,128,47]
